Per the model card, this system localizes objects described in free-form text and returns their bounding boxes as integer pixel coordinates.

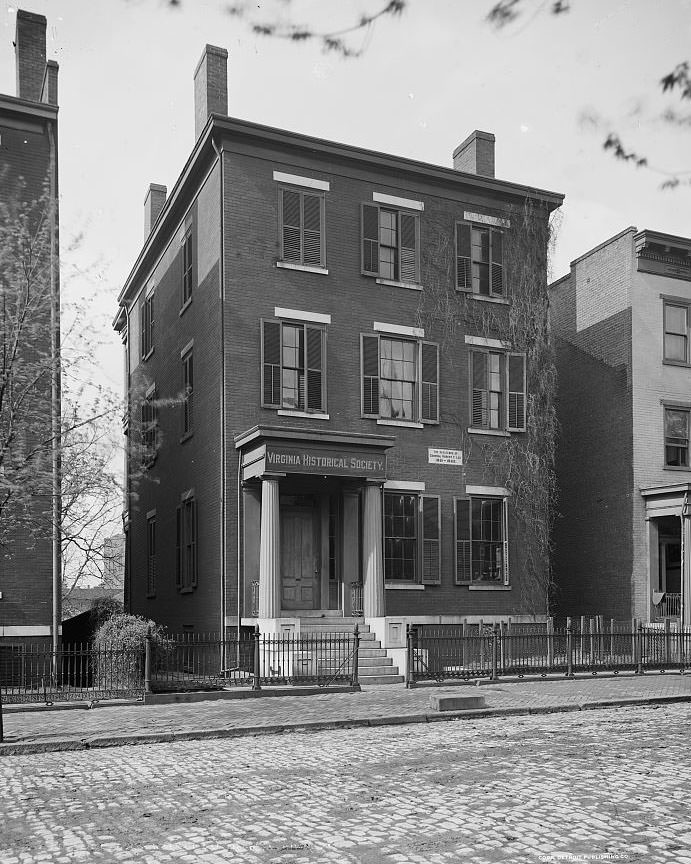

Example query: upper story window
[469,346,526,433]
[361,327,438,425]
[278,187,326,269]
[146,513,156,597]
[141,385,158,467]
[664,406,689,468]
[262,313,327,415]
[181,347,194,438]
[456,220,505,298]
[361,198,421,285]
[663,301,690,365]
[182,231,193,308]
[176,493,197,593]
[384,492,440,584]
[455,495,509,585]
[140,288,154,359]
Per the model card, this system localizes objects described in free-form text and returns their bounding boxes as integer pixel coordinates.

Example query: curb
[2,693,690,757]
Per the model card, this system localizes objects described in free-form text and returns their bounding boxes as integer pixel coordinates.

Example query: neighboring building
[550,227,691,626]
[101,534,126,590]
[62,587,124,622]
[0,11,60,651]
[114,44,562,675]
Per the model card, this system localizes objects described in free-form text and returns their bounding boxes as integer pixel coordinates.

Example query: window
[182,232,193,307]
[664,407,689,467]
[279,188,325,268]
[361,334,438,423]
[140,289,154,358]
[176,495,197,592]
[384,493,440,584]
[470,349,526,432]
[182,350,193,436]
[663,302,689,364]
[141,388,158,466]
[262,320,326,413]
[146,515,156,596]
[361,204,420,284]
[455,497,509,585]
[456,222,504,297]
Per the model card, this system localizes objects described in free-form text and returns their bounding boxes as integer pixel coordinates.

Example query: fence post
[499,621,505,673]
[0,674,4,742]
[636,622,644,675]
[252,624,261,691]
[631,617,637,667]
[406,624,417,688]
[352,624,360,688]
[566,617,574,679]
[491,624,498,681]
[144,626,152,694]
[547,616,554,670]
[664,618,671,666]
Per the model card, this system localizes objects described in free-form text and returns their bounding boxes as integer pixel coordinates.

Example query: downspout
[211,136,227,641]
[122,305,131,613]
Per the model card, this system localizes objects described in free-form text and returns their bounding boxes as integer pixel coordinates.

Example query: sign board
[262,444,387,478]
[428,448,463,466]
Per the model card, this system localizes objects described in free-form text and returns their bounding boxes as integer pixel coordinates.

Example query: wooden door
[281,506,319,610]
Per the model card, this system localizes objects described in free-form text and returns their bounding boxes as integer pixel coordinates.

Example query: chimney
[15,10,47,103]
[194,44,228,140]
[453,130,496,179]
[144,184,167,237]
[41,59,59,106]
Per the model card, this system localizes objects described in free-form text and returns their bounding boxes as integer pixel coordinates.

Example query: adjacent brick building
[115,44,562,674]
[550,228,691,625]
[0,10,60,653]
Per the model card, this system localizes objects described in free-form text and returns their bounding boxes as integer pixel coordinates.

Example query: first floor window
[665,407,689,467]
[176,495,197,592]
[182,350,193,435]
[470,349,526,432]
[664,302,689,364]
[384,493,440,584]
[261,319,326,413]
[455,496,509,585]
[361,333,439,423]
[146,516,156,596]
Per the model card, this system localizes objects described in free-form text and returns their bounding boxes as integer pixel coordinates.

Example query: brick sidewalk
[2,671,690,756]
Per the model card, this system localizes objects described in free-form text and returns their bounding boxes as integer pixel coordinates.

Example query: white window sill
[663,465,691,472]
[277,409,330,420]
[376,278,423,291]
[276,261,328,275]
[385,583,425,590]
[467,427,511,437]
[468,584,511,591]
[377,419,424,429]
[467,293,509,305]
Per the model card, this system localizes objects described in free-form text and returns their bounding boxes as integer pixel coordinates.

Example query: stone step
[358,655,393,668]
[358,673,405,685]
[358,647,389,658]
[357,663,396,676]
[299,623,370,634]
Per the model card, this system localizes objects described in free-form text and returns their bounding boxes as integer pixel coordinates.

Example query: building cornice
[0,93,58,121]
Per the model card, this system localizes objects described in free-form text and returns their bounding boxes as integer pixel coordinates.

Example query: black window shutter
[456,223,472,291]
[281,189,302,262]
[261,320,282,407]
[361,204,380,276]
[305,326,324,412]
[455,499,471,583]
[471,351,488,428]
[361,334,380,417]
[507,353,526,432]
[175,504,182,589]
[302,194,322,267]
[399,212,419,283]
[190,499,198,589]
[421,496,441,585]
[491,229,504,296]
[420,341,439,423]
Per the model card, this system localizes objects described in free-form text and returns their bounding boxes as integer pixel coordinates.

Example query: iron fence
[407,621,691,685]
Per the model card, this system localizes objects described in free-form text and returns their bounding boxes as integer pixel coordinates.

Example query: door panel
[281,506,319,610]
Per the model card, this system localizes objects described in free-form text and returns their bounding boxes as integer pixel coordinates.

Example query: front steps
[299,617,404,685]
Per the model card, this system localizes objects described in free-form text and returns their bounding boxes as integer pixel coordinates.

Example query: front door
[281,499,319,610]
[659,537,682,595]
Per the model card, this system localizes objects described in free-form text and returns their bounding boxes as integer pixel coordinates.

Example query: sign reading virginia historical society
[263,444,387,478]
[427,448,463,466]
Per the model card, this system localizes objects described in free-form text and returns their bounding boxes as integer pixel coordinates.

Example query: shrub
[89,596,123,632]
[92,613,167,689]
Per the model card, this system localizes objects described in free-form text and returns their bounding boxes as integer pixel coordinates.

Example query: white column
[362,482,385,618]
[258,477,281,619]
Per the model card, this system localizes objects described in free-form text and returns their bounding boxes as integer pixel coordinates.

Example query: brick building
[0,11,60,651]
[115,45,562,676]
[550,227,691,625]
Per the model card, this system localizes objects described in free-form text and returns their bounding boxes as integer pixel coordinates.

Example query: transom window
[456,222,504,297]
[262,319,326,413]
[470,349,526,432]
[384,493,440,584]
[361,204,420,284]
[455,496,509,584]
[664,407,689,467]
[663,302,690,364]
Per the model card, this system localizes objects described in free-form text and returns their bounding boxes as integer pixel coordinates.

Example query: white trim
[385,583,425,590]
[377,419,424,429]
[384,480,426,491]
[273,171,330,191]
[464,211,510,228]
[0,625,56,637]
[274,307,331,325]
[376,278,422,291]
[468,584,512,591]
[464,335,511,349]
[466,484,510,497]
[276,261,329,276]
[180,339,194,358]
[467,427,511,438]
[277,410,330,420]
[373,322,424,338]
[470,294,509,306]
[145,382,156,398]
[373,192,424,212]
[146,508,157,519]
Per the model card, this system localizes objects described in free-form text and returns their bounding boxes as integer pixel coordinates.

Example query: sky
[1,0,690,392]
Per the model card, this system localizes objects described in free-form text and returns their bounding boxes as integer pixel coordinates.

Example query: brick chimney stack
[15,10,47,103]
[194,44,228,140]
[144,184,167,237]
[453,130,496,179]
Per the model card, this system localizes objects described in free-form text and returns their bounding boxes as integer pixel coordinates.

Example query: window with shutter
[177,495,197,592]
[361,334,380,417]
[182,351,194,436]
[470,497,506,584]
[456,221,505,298]
[141,291,154,359]
[175,505,182,590]
[456,223,472,291]
[182,232,193,307]
[454,498,471,584]
[507,353,527,432]
[280,188,325,268]
[146,516,156,596]
[420,342,439,423]
[421,495,441,585]
[361,203,420,284]
[262,319,326,413]
[471,351,489,428]
[470,348,522,433]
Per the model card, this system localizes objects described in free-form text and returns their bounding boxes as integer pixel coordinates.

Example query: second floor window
[456,222,504,297]
[665,407,689,467]
[182,232,193,307]
[361,334,438,423]
[279,188,325,268]
[663,302,690,364]
[140,290,154,358]
[182,350,193,436]
[470,349,526,432]
[261,319,326,413]
[361,204,420,284]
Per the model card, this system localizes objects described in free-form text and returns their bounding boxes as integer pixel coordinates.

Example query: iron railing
[350,582,364,617]
[652,593,681,620]
[407,621,691,685]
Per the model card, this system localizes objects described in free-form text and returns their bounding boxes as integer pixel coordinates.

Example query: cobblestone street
[2,703,690,864]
